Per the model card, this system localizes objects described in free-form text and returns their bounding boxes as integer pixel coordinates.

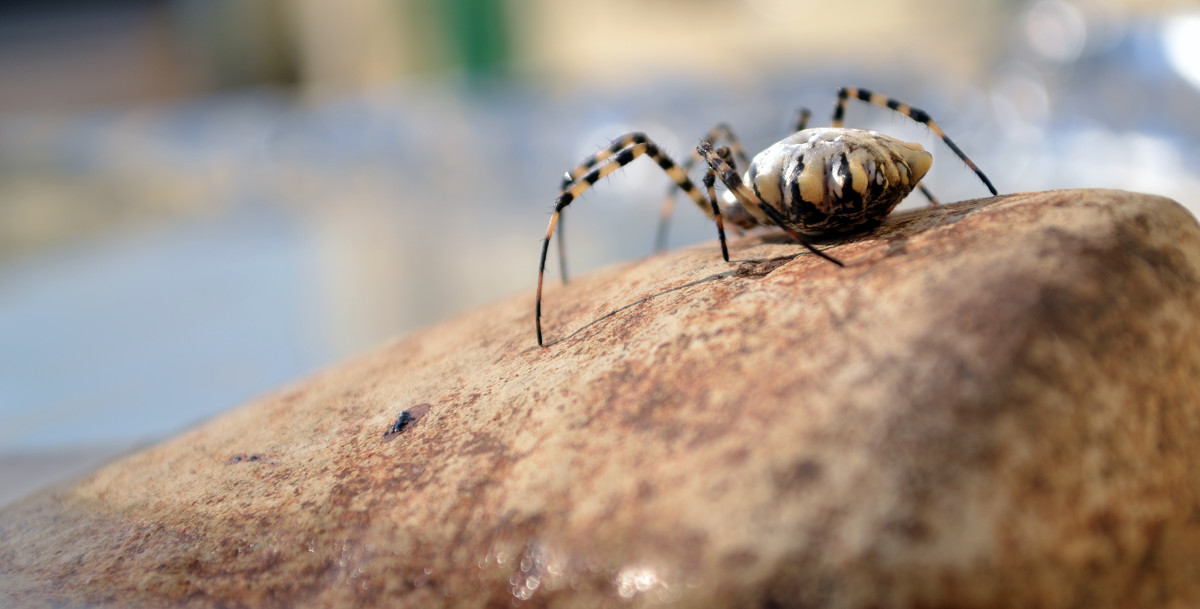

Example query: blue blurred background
[1,0,1199,505]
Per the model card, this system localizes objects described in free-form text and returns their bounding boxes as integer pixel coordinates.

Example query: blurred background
[1,0,1199,505]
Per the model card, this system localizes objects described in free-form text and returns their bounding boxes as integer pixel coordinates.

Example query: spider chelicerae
[536,87,999,346]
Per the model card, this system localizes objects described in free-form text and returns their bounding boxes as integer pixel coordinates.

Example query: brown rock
[3,189,1200,608]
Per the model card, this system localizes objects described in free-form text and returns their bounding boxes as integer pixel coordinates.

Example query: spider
[535,87,998,346]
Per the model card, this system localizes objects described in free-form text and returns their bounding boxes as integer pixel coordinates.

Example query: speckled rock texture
[3,189,1200,609]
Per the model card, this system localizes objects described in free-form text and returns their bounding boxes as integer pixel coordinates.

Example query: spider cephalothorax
[536,87,998,346]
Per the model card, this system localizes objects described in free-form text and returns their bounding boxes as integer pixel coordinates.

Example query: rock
[3,189,1200,609]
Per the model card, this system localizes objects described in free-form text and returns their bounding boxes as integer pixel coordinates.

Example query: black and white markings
[536,87,998,346]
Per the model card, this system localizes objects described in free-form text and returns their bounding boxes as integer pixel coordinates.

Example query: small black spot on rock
[383,403,432,443]
[775,458,824,491]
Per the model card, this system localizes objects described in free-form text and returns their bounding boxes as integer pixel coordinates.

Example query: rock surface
[3,189,1200,608]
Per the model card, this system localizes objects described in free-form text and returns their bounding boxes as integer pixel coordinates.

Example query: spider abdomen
[745,128,932,236]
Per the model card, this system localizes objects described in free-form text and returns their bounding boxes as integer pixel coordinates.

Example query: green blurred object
[436,0,511,79]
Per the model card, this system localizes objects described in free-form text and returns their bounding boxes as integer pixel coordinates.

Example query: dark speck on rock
[383,403,432,443]
[224,453,274,465]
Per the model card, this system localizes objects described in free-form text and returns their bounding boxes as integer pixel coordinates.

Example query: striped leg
[832,87,998,196]
[553,132,722,284]
[697,141,844,268]
[701,158,732,264]
[558,133,650,191]
[554,133,654,284]
[657,107,814,251]
[792,107,812,133]
[537,133,711,347]
[917,184,940,206]
[657,123,750,252]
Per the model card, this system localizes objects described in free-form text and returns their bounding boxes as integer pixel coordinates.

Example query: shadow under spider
[544,251,817,347]
[540,197,1001,346]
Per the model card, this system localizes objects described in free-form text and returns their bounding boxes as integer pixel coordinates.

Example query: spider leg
[537,133,712,347]
[792,107,813,133]
[702,166,731,263]
[832,87,998,196]
[657,123,750,252]
[556,212,568,283]
[917,183,940,206]
[559,133,647,190]
[553,133,653,285]
[697,141,844,268]
[655,106,815,252]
